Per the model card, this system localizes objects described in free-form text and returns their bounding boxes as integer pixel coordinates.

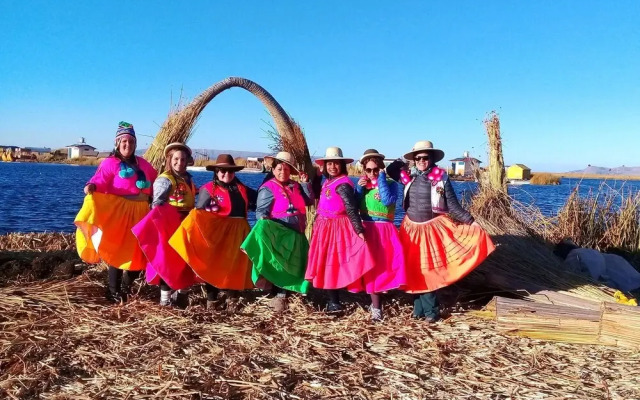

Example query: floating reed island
[1,84,639,398]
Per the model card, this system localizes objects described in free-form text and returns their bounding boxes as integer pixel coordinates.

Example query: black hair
[322,160,347,180]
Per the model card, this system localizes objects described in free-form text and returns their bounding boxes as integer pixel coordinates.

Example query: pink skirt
[348,221,407,294]
[132,204,198,290]
[305,215,375,290]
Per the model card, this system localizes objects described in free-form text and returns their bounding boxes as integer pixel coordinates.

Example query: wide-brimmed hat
[205,154,245,172]
[403,140,445,163]
[359,148,385,165]
[264,151,299,175]
[315,146,354,166]
[164,142,192,158]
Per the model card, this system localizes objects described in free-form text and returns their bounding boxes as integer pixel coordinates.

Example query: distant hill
[191,149,267,160]
[137,148,268,159]
[567,165,640,176]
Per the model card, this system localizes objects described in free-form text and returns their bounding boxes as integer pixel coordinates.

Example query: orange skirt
[399,215,495,293]
[74,192,149,271]
[169,209,254,290]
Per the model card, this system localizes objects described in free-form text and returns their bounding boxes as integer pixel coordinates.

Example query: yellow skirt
[169,209,254,290]
[74,192,150,271]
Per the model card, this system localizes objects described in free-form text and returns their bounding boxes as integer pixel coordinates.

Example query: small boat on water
[507,180,531,186]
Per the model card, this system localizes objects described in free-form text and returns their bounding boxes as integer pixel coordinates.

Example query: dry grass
[0,232,76,252]
[1,266,639,399]
[530,173,561,185]
[553,185,640,255]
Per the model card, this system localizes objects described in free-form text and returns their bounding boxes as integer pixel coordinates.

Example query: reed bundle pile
[1,268,639,399]
[488,296,640,350]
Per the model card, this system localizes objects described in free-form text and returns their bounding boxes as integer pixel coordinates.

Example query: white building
[66,137,98,159]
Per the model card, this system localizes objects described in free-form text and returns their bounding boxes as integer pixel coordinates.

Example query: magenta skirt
[305,215,375,290]
[132,204,198,290]
[347,221,407,294]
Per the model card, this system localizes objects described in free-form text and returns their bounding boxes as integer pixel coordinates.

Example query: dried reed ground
[1,263,639,399]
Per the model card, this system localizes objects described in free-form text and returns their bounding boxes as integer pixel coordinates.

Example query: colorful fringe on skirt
[169,209,254,290]
[305,215,375,290]
[348,221,407,294]
[132,204,198,290]
[74,192,149,270]
[240,219,310,293]
[399,215,495,293]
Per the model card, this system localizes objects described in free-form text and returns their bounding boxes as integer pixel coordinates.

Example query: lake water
[1,162,639,234]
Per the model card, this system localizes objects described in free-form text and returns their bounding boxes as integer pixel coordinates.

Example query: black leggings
[159,279,171,291]
[108,266,140,294]
[205,284,240,301]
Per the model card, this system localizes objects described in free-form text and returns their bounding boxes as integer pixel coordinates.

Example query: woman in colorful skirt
[170,154,256,311]
[132,142,198,308]
[75,121,157,303]
[240,152,314,313]
[305,147,374,312]
[354,149,407,321]
[386,140,495,322]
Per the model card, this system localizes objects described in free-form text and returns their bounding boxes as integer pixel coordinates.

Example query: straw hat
[264,151,299,175]
[359,148,385,164]
[205,154,245,172]
[403,140,445,163]
[315,146,354,166]
[164,142,192,158]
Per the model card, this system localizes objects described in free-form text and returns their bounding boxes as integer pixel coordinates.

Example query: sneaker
[425,315,441,324]
[159,298,172,307]
[269,296,288,313]
[370,307,383,322]
[326,302,342,312]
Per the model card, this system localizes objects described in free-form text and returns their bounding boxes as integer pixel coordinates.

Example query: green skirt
[240,219,310,293]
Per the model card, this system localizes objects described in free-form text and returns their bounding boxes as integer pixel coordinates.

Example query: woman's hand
[357,177,368,187]
[84,184,96,195]
[299,172,309,183]
[470,221,481,228]
[358,233,366,242]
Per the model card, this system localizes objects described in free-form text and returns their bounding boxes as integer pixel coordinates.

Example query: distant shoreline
[4,160,640,181]
[536,172,640,181]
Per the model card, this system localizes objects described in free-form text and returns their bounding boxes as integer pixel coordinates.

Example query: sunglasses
[414,156,429,162]
[365,167,380,173]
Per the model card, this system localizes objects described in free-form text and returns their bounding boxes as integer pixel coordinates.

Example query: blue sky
[1,1,638,171]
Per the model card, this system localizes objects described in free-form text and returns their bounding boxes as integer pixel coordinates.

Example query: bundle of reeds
[486,296,640,349]
[468,113,620,304]
[144,77,312,174]
[484,111,506,193]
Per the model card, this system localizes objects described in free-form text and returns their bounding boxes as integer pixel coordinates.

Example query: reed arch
[144,76,312,174]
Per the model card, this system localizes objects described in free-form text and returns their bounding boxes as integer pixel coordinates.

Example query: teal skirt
[240,219,310,293]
